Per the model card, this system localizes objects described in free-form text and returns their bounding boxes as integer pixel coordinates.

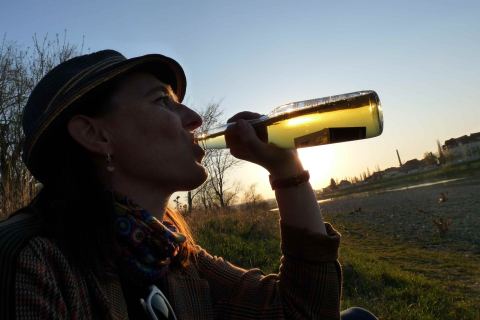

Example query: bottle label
[294,129,331,148]
[294,127,367,148]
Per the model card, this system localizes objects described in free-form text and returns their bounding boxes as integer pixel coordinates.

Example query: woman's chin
[196,167,209,186]
[180,167,208,191]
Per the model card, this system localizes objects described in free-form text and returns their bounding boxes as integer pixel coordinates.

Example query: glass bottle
[196,90,383,149]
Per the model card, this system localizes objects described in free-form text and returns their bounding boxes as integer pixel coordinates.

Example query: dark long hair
[29,73,197,276]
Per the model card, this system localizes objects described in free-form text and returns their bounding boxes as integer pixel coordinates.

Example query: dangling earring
[106,153,115,172]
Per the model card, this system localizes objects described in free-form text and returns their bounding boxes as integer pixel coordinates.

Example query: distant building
[364,171,383,182]
[382,167,402,178]
[442,132,480,161]
[319,131,480,191]
[401,159,423,172]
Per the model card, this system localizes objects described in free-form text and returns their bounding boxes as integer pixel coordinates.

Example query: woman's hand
[224,112,304,178]
[226,112,327,234]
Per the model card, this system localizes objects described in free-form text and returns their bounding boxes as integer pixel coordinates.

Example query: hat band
[45,55,125,113]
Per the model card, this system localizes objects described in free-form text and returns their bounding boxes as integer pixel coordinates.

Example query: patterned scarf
[112,193,186,284]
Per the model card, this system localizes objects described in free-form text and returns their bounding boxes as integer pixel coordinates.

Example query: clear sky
[2,0,479,200]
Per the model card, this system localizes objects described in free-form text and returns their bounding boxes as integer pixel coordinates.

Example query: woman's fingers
[226,112,263,123]
[226,111,268,143]
[236,119,264,147]
[224,111,300,171]
[225,119,261,148]
[225,117,300,171]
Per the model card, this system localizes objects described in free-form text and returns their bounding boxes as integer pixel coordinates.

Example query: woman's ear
[67,115,112,155]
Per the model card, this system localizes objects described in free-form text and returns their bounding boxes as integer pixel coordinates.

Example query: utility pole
[396,149,403,167]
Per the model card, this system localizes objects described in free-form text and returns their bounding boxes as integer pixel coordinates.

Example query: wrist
[267,157,304,179]
[269,170,310,190]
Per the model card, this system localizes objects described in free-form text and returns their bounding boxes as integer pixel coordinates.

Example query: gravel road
[319,177,480,253]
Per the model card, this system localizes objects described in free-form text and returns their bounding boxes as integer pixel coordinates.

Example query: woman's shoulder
[15,236,126,319]
[0,209,69,267]
[16,235,85,288]
[0,211,63,267]
[18,236,66,264]
[0,208,45,252]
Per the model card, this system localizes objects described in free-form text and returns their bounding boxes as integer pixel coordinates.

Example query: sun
[297,144,337,190]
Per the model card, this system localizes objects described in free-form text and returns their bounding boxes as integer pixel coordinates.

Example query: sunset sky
[1,0,479,200]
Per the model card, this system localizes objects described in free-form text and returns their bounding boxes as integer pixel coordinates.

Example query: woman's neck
[100,166,173,220]
[111,184,171,220]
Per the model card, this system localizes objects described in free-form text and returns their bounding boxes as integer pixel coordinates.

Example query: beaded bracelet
[269,170,310,190]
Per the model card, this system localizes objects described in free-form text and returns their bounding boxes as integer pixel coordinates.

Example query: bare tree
[436,139,446,165]
[187,102,223,212]
[242,183,264,213]
[222,181,241,208]
[0,33,81,218]
[329,178,337,190]
[192,182,216,212]
[422,151,438,166]
[188,102,241,213]
[205,148,241,208]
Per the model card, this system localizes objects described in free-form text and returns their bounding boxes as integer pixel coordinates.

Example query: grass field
[330,217,480,320]
[187,176,480,319]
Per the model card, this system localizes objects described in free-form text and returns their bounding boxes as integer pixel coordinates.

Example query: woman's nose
[179,104,203,131]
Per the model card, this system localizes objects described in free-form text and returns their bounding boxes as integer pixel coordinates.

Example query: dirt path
[320,177,480,253]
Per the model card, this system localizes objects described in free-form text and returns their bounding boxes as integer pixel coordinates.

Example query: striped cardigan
[14,220,342,319]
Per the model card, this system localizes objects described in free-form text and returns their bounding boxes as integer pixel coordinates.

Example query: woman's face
[100,72,207,192]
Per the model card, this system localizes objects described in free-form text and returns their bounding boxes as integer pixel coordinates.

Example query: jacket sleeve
[195,222,342,320]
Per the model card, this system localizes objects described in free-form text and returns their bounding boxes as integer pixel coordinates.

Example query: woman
[0,50,376,319]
